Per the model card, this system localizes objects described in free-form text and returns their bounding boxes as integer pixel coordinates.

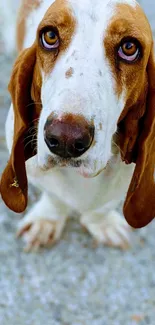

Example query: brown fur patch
[65,67,74,78]
[104,2,153,163]
[31,58,42,118]
[104,3,151,98]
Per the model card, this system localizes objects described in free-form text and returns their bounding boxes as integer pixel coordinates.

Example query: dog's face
[36,0,149,177]
[1,0,155,229]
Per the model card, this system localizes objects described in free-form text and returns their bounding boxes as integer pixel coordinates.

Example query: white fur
[5,0,139,250]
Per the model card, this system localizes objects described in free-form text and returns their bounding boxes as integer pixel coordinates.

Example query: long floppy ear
[0,45,37,213]
[122,48,155,228]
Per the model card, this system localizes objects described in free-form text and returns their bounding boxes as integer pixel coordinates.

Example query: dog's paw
[17,218,64,252]
[81,210,131,249]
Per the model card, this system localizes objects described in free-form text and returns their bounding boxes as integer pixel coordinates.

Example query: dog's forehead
[67,0,137,16]
[66,0,137,25]
[45,0,137,23]
[62,0,151,48]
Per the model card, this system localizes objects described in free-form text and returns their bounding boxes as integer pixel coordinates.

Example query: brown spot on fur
[65,67,74,79]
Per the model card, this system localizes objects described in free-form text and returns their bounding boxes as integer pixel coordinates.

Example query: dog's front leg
[80,202,131,249]
[17,192,70,252]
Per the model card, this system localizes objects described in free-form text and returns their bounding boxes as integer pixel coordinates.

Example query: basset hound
[1,0,155,251]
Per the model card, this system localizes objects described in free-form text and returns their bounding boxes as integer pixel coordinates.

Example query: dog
[0,0,155,251]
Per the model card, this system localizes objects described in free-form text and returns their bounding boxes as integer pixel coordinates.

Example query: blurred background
[0,1,155,324]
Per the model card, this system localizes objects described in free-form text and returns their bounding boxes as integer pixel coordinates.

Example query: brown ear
[122,48,155,228]
[0,45,37,213]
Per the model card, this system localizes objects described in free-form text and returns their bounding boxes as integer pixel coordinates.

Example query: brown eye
[118,40,140,62]
[41,29,59,50]
[122,42,137,56]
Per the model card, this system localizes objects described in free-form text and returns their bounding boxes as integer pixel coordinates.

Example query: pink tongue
[78,168,90,178]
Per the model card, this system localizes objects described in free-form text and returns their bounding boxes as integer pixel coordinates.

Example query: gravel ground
[0,1,155,325]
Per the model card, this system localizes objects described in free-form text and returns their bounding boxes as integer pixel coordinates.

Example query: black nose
[44,114,94,159]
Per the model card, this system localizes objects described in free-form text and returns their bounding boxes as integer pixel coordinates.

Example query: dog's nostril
[47,137,59,148]
[74,140,86,152]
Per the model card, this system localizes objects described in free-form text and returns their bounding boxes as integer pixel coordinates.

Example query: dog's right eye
[117,38,141,63]
[40,29,60,50]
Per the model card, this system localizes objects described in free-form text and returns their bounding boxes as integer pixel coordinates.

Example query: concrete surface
[0,1,155,324]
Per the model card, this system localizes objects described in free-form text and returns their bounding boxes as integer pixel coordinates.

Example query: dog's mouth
[42,155,108,178]
[46,155,85,168]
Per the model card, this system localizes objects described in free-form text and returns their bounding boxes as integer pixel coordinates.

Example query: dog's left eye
[118,40,140,62]
[40,29,59,50]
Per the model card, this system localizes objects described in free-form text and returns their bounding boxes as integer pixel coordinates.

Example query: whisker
[21,122,38,145]
[23,132,37,142]
[31,117,40,124]
[32,144,37,156]
[112,139,124,157]
[26,122,39,134]
[32,132,37,142]
[26,102,42,108]
[24,139,37,151]
[27,125,38,134]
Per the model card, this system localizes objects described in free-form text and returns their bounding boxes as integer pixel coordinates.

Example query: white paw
[17,217,65,252]
[81,210,131,249]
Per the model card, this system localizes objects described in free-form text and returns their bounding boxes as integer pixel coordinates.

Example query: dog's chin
[77,165,105,178]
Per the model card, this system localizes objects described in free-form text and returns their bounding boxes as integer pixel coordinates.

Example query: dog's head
[1,0,155,228]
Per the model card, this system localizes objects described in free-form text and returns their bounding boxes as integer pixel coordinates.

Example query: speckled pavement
[0,1,155,325]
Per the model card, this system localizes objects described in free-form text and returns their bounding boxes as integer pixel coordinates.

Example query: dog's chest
[28,160,134,213]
